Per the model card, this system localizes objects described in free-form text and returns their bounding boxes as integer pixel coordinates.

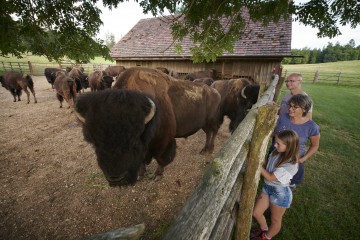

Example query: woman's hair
[273,130,300,167]
[289,94,313,117]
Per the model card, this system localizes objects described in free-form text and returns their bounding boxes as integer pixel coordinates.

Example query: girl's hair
[272,130,300,167]
[289,94,313,117]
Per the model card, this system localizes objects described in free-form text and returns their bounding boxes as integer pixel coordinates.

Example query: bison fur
[0,71,37,104]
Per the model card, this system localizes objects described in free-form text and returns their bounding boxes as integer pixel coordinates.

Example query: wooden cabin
[110,12,291,84]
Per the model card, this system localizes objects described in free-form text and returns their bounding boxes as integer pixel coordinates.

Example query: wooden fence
[84,76,279,240]
[0,61,117,76]
[284,70,360,87]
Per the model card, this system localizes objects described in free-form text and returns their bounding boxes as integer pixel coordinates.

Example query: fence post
[313,70,319,84]
[337,72,341,85]
[235,105,278,240]
[28,61,34,75]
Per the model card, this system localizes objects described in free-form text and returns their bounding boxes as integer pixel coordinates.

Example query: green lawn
[274,83,360,239]
[283,60,360,74]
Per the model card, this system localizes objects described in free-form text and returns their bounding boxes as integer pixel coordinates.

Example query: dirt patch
[0,76,231,240]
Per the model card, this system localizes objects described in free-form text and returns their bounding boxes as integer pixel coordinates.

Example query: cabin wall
[115,58,282,85]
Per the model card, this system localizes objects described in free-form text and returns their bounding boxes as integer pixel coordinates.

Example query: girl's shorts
[262,183,292,208]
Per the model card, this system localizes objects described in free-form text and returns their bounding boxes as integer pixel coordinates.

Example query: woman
[273,94,320,188]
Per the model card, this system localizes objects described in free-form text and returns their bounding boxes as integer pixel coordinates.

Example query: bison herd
[0,66,260,187]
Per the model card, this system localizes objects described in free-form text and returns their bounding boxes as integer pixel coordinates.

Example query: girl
[251,130,300,240]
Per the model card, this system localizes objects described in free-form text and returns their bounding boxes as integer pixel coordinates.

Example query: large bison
[115,67,221,155]
[75,67,221,186]
[75,89,160,185]
[185,69,217,81]
[53,72,77,108]
[0,71,37,103]
[211,78,260,133]
[104,65,126,77]
[88,70,114,91]
[44,68,65,89]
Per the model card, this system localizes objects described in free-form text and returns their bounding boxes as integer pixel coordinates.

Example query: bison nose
[106,173,128,187]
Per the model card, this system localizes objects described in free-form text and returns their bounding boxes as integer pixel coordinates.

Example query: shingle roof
[110,13,292,59]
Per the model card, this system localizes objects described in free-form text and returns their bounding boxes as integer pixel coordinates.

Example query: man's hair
[288,73,303,82]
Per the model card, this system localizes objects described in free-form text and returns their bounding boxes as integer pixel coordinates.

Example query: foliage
[105,32,117,49]
[282,40,360,64]
[0,0,111,63]
[1,0,360,63]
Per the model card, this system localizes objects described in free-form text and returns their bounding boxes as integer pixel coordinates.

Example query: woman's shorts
[262,183,292,208]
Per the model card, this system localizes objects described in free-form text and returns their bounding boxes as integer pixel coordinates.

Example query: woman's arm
[300,134,320,163]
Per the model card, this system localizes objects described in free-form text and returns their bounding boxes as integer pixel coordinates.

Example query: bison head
[75,89,158,186]
[102,75,114,88]
[229,84,260,133]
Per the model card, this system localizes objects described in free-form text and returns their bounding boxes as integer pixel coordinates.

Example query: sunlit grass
[274,83,360,239]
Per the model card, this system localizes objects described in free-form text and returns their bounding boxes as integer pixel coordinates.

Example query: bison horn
[241,86,247,99]
[144,98,156,124]
[74,110,86,124]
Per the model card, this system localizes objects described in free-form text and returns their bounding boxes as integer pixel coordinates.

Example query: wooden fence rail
[0,61,117,76]
[288,70,360,87]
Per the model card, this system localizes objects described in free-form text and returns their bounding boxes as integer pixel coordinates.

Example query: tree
[105,32,117,49]
[1,0,360,63]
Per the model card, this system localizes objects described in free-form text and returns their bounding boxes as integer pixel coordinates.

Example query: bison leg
[9,89,17,102]
[28,85,37,103]
[200,125,220,155]
[21,87,31,104]
[56,94,64,108]
[154,138,176,179]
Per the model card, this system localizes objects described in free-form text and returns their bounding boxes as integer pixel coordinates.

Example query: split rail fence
[0,61,117,76]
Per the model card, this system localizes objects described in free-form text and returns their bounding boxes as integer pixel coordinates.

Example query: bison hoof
[153,174,163,182]
[199,149,212,155]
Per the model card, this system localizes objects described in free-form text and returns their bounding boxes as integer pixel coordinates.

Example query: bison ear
[144,98,156,124]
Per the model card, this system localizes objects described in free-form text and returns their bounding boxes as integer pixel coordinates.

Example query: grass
[283,60,360,74]
[273,83,360,239]
[282,60,360,86]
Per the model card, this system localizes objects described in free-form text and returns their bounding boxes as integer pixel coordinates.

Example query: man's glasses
[285,79,299,83]
[288,104,301,109]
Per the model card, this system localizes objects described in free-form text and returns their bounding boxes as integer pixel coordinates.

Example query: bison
[115,67,221,154]
[104,65,126,77]
[68,67,88,93]
[88,70,114,91]
[185,69,217,81]
[211,78,260,133]
[193,77,215,86]
[75,89,160,186]
[44,68,65,89]
[53,72,77,108]
[75,67,221,186]
[0,71,37,103]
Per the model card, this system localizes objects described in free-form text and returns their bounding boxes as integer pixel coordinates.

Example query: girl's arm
[261,167,277,181]
[300,134,320,163]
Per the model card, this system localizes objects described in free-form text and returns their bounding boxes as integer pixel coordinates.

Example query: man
[279,73,313,118]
